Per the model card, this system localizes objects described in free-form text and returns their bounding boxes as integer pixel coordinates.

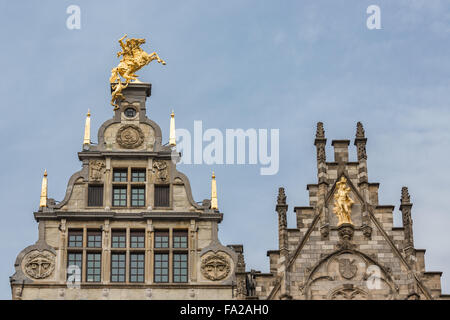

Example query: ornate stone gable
[249,122,447,300]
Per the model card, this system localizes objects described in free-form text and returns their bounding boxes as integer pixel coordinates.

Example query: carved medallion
[338,258,357,279]
[23,250,55,279]
[116,124,144,149]
[201,254,231,281]
[89,160,105,181]
[152,160,168,182]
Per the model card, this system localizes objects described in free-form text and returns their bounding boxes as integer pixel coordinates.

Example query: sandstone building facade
[236,122,448,300]
[10,82,241,300]
[10,83,448,300]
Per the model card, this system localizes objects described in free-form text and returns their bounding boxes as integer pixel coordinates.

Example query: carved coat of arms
[116,124,144,149]
[338,258,357,280]
[201,254,231,281]
[23,250,56,279]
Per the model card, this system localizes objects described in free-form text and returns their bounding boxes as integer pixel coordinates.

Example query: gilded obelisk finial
[211,171,218,210]
[333,177,354,225]
[83,109,91,145]
[169,110,176,146]
[39,169,48,208]
[110,34,166,110]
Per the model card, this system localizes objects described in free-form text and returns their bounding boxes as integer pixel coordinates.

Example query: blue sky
[1,0,450,299]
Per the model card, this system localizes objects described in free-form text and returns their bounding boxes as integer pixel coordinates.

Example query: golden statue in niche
[110,34,166,110]
[333,177,355,226]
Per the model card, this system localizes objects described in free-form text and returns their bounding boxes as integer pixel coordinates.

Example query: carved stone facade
[10,82,239,300]
[240,122,449,300]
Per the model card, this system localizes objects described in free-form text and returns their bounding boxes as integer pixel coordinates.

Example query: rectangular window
[112,186,127,207]
[88,185,103,207]
[130,253,145,283]
[131,169,146,182]
[111,253,126,282]
[173,230,188,249]
[111,230,126,248]
[154,231,169,248]
[173,253,188,283]
[131,186,145,207]
[87,230,102,248]
[154,253,169,283]
[154,185,170,207]
[113,169,127,182]
[67,252,82,280]
[86,253,101,282]
[130,230,145,248]
[68,230,83,248]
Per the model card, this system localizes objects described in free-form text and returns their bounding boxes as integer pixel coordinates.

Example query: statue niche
[333,177,355,226]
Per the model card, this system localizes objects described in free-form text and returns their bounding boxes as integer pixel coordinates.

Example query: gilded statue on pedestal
[110,34,166,110]
[333,177,354,226]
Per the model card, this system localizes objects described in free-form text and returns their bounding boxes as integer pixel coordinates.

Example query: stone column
[275,187,291,299]
[276,188,288,257]
[146,219,153,283]
[102,219,110,284]
[315,122,329,239]
[105,157,111,209]
[400,187,414,250]
[59,219,67,283]
[190,219,197,282]
[354,122,371,236]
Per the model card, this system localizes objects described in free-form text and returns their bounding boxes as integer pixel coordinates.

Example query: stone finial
[211,171,218,210]
[83,109,91,145]
[316,122,325,139]
[356,122,365,139]
[169,110,176,146]
[39,169,48,208]
[401,186,411,204]
[277,187,286,205]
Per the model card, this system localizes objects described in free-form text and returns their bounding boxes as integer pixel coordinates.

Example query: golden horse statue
[110,34,166,110]
[333,177,355,226]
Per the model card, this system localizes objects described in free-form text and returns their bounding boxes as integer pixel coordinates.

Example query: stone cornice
[34,211,223,222]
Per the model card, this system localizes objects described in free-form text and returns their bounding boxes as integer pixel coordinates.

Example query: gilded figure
[110,34,166,110]
[333,177,354,225]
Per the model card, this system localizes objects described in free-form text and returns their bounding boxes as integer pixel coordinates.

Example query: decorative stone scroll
[116,124,144,149]
[23,250,56,279]
[201,254,231,281]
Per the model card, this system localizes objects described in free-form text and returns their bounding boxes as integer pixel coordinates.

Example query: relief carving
[201,254,231,281]
[152,160,168,182]
[338,258,357,280]
[116,124,144,149]
[333,177,355,226]
[89,160,106,181]
[23,250,56,279]
[330,285,368,300]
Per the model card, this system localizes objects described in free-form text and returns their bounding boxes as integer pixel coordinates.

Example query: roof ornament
[169,110,176,146]
[211,171,218,210]
[39,170,48,208]
[83,109,91,145]
[110,34,166,110]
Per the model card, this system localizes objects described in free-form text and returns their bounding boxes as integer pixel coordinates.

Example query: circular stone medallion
[116,124,144,149]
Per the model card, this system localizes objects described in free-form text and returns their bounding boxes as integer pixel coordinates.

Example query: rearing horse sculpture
[110,34,166,110]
